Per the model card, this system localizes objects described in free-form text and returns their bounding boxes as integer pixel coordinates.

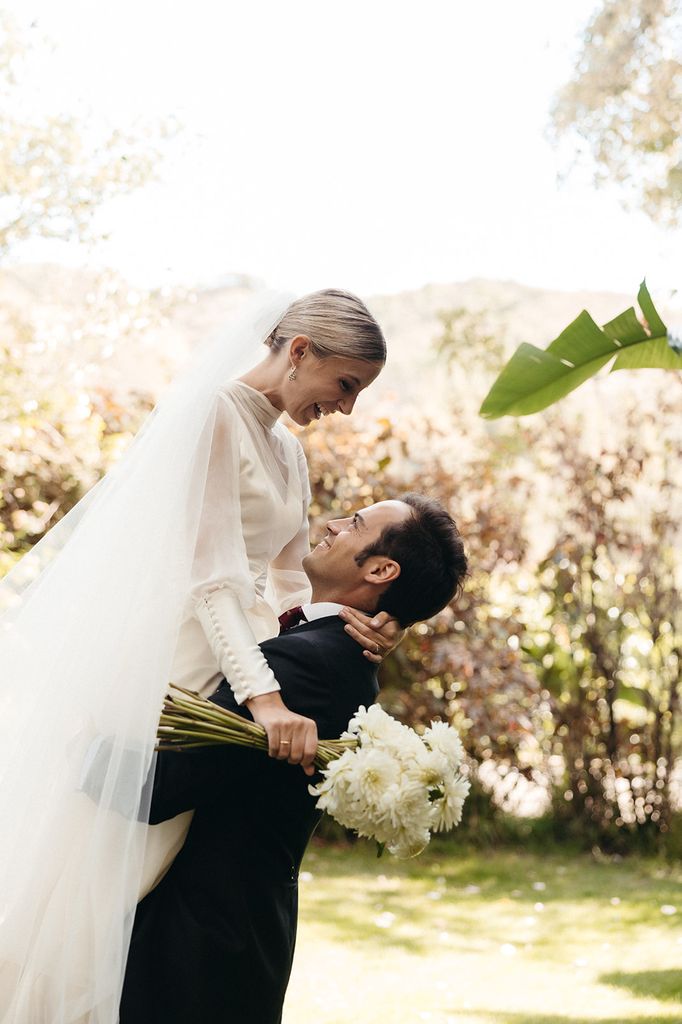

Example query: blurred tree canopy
[551,0,682,225]
[0,12,174,258]
[435,306,506,376]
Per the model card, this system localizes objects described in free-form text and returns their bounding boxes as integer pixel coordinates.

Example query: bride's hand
[339,608,405,663]
[245,691,318,776]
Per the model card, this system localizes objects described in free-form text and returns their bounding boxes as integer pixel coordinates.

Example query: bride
[0,289,393,1022]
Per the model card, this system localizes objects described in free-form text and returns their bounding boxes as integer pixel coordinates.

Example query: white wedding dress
[139,379,312,897]
[0,294,315,1023]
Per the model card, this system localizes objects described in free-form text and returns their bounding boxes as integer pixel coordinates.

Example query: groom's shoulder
[260,617,378,728]
[260,616,377,687]
[260,615,359,662]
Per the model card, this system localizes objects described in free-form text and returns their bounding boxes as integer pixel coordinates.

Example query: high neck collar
[229,380,282,430]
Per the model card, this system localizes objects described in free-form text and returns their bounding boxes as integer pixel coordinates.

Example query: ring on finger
[280,740,291,747]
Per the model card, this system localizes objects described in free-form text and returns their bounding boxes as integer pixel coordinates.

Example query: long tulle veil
[0,290,292,1022]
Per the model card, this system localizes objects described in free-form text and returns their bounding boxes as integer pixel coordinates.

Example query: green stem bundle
[156,684,356,769]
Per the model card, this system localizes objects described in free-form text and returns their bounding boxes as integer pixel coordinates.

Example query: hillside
[1,264,674,419]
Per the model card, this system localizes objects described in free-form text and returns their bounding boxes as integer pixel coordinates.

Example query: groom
[119,494,467,1024]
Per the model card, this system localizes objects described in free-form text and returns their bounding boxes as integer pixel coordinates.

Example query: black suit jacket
[119,615,378,1024]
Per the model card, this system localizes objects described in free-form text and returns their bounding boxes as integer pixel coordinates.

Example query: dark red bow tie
[278,606,307,634]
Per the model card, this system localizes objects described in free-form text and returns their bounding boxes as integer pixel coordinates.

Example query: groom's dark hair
[354,493,468,627]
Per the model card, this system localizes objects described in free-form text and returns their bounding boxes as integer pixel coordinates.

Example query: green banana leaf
[480,281,682,418]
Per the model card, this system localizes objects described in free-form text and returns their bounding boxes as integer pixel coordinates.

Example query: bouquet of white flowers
[157,686,469,859]
[309,703,470,858]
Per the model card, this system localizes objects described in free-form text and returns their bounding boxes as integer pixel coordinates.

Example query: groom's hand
[245,691,318,777]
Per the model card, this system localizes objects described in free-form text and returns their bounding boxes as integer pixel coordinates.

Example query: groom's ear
[362,557,401,587]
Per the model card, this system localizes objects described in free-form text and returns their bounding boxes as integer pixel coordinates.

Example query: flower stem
[156,684,359,770]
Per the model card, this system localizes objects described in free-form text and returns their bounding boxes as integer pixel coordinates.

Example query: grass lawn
[284,839,682,1024]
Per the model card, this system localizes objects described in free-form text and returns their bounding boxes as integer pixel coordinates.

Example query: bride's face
[283,337,382,426]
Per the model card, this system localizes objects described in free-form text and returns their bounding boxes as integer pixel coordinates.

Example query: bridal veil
[0,291,292,1022]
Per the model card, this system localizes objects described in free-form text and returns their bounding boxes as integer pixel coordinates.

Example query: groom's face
[303,500,411,591]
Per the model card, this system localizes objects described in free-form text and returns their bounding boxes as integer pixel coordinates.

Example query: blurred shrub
[518,401,681,852]
[0,278,187,574]
[301,353,681,852]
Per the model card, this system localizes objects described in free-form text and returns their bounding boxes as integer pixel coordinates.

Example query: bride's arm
[195,585,280,704]
[192,587,317,775]
[190,394,317,772]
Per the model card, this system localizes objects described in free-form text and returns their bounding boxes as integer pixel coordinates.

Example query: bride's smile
[240,306,384,428]
[279,346,382,427]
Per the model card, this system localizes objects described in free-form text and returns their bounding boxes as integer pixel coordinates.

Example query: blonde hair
[266,289,386,365]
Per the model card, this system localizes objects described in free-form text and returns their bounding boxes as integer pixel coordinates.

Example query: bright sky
[8,0,682,300]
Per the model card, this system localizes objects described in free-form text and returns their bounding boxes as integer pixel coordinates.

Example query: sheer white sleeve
[188,390,256,609]
[265,440,313,616]
[189,391,280,704]
[195,586,279,704]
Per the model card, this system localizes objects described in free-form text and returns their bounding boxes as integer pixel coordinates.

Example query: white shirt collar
[301,601,344,623]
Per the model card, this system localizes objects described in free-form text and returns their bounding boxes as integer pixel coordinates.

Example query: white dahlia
[407,748,450,790]
[431,775,471,832]
[387,826,431,859]
[422,720,465,769]
[346,746,401,805]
